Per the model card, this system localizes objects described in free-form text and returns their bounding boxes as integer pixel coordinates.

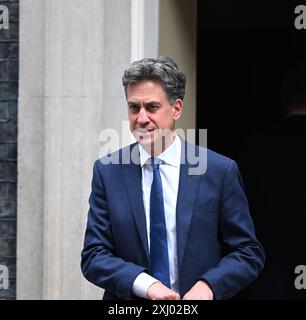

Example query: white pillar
[131,0,159,61]
[17,0,46,300]
[17,0,142,299]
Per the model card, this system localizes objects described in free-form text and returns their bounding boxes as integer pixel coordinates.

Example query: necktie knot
[151,158,160,171]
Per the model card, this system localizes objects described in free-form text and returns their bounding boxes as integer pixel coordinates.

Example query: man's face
[127,80,182,151]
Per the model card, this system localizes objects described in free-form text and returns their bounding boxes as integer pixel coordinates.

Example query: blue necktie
[149,158,171,288]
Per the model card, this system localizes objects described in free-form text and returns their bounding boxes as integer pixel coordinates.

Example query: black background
[197,0,306,159]
[197,0,306,299]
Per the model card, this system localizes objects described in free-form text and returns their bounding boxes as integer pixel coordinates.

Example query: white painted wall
[18,0,134,299]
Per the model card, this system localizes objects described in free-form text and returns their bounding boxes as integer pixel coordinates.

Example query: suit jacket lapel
[176,141,202,272]
[121,144,150,262]
[121,141,203,271]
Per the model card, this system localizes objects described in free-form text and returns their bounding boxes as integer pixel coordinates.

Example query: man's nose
[136,108,150,125]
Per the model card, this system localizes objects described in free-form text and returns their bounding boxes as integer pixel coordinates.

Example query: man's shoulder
[181,140,236,177]
[206,147,233,166]
[94,142,139,169]
[186,141,234,166]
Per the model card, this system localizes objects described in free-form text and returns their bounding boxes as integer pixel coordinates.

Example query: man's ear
[173,99,183,121]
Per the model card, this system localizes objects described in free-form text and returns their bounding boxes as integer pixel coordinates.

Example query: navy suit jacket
[81,141,265,300]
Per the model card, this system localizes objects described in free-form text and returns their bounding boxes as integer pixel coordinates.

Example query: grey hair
[122,56,186,103]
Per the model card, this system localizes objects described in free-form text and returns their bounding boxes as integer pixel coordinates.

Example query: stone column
[17,0,139,299]
[17,0,46,300]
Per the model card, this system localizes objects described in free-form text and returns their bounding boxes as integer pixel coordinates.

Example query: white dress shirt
[132,134,181,299]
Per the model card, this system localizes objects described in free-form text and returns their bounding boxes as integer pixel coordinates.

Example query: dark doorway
[197,0,306,160]
[197,0,306,299]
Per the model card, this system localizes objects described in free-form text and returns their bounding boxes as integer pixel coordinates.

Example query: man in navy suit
[81,57,265,300]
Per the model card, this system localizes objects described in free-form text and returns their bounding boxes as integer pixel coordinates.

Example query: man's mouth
[133,128,156,142]
[135,128,155,133]
[134,128,156,138]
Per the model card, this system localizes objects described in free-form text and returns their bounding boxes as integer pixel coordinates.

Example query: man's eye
[129,105,139,111]
[148,105,159,110]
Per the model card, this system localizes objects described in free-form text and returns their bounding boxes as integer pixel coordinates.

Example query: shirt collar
[139,134,181,168]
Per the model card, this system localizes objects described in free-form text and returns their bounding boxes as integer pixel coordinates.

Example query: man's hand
[147,282,181,300]
[182,280,214,300]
